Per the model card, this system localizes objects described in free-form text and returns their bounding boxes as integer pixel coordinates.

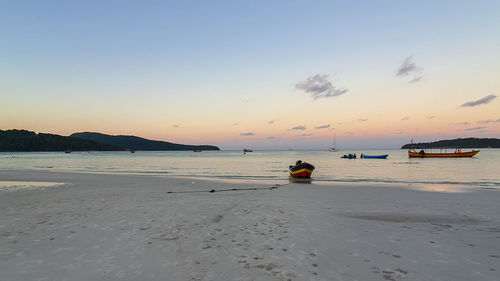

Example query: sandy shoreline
[1,170,499,281]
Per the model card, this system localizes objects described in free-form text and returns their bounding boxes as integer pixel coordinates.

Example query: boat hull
[289,162,315,178]
[362,154,388,159]
[408,150,479,158]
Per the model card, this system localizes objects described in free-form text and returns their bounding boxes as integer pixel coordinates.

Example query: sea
[0,149,499,189]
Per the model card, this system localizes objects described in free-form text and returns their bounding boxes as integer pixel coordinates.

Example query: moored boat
[408,149,479,158]
[361,154,388,159]
[341,153,356,159]
[408,140,479,158]
[289,160,315,178]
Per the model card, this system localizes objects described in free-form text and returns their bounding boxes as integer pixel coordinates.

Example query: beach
[1,170,499,281]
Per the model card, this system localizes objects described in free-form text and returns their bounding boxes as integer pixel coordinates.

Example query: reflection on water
[288,176,312,184]
[0,181,64,191]
[407,183,475,193]
[0,149,499,188]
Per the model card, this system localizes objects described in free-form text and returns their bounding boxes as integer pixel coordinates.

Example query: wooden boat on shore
[289,160,315,178]
[361,154,388,159]
[408,149,479,158]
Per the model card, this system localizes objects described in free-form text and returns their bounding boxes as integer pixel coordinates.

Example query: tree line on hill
[401,138,500,149]
[0,130,220,152]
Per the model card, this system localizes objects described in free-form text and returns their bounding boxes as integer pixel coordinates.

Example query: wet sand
[0,170,499,281]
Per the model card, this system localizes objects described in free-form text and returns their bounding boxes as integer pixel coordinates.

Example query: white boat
[328,135,337,151]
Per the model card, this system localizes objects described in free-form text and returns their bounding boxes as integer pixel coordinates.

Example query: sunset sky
[1,1,499,149]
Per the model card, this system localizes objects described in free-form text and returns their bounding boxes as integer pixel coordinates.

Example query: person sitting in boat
[295,160,302,166]
[353,153,356,159]
[419,149,425,155]
[360,153,364,158]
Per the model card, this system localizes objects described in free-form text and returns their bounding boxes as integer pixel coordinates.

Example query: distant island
[71,132,220,151]
[0,129,122,152]
[0,129,220,152]
[401,138,500,149]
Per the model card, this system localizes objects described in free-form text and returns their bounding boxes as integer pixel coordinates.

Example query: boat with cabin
[407,141,479,158]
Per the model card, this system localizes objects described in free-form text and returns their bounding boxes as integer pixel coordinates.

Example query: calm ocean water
[1,149,499,187]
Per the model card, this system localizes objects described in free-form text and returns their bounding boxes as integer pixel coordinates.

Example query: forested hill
[0,129,122,152]
[71,132,220,151]
[401,138,500,149]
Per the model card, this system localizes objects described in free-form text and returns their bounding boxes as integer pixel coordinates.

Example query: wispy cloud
[315,124,330,129]
[358,118,368,122]
[295,74,348,100]
[267,120,275,124]
[266,136,276,139]
[240,132,255,136]
[396,56,423,83]
[295,133,313,137]
[289,125,306,130]
[461,95,497,107]
[477,118,500,124]
[172,125,179,128]
[401,116,409,121]
[232,123,239,126]
[409,76,423,83]
[427,116,435,119]
[464,126,487,131]
[456,121,470,126]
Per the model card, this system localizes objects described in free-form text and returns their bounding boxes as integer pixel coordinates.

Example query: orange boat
[408,149,479,158]
[408,141,479,158]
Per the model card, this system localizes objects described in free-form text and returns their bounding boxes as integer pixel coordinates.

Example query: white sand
[0,170,499,281]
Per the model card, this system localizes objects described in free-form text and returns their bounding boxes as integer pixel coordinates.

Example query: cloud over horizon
[315,124,330,129]
[396,56,423,83]
[461,94,497,107]
[295,133,313,137]
[295,74,348,99]
[476,118,500,124]
[240,132,255,136]
[464,126,487,131]
[358,118,368,122]
[289,125,306,130]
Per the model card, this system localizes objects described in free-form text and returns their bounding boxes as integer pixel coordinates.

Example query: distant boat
[328,135,337,151]
[341,153,356,159]
[408,141,479,158]
[193,149,202,152]
[408,149,479,158]
[65,149,72,153]
[361,154,388,159]
[243,149,253,153]
[289,160,315,178]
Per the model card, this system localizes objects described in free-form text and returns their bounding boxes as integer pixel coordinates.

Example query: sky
[1,0,499,149]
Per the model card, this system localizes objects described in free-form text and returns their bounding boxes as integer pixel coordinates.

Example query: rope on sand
[166,183,290,194]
